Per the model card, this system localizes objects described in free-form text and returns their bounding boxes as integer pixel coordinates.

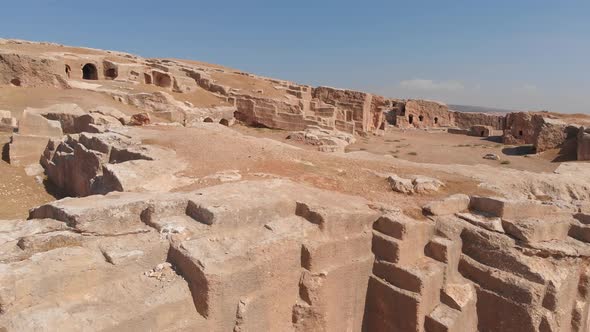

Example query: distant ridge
[449,104,520,114]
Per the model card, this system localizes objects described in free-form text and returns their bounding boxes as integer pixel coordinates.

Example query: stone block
[372,258,444,315]
[570,222,590,243]
[501,217,571,243]
[424,304,461,332]
[8,134,51,167]
[372,231,424,265]
[458,255,543,305]
[474,286,537,331]
[18,108,63,137]
[423,194,470,216]
[374,213,435,242]
[363,275,427,332]
[469,196,561,219]
[301,233,372,272]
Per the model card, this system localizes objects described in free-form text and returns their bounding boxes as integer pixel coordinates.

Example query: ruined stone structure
[2,38,590,332]
[451,110,505,131]
[386,99,453,129]
[502,112,577,153]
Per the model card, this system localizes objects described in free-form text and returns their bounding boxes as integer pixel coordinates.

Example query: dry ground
[0,85,143,119]
[0,134,57,219]
[234,125,561,173]
[137,124,496,221]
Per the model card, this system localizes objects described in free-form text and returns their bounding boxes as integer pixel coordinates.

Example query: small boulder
[412,176,444,194]
[129,112,151,126]
[387,174,414,194]
[483,153,500,160]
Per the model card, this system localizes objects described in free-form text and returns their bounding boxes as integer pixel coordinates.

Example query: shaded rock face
[578,127,590,161]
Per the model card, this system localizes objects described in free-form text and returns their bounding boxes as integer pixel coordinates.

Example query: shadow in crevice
[1,142,9,163]
[502,145,535,156]
[552,138,577,163]
[42,177,67,200]
[481,136,502,143]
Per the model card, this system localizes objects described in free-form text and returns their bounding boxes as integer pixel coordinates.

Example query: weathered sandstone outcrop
[388,174,445,194]
[287,125,356,152]
[41,131,189,196]
[503,112,569,152]
[8,104,128,171]
[0,180,380,331]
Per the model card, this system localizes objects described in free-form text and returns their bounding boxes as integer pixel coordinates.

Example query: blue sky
[2,0,589,113]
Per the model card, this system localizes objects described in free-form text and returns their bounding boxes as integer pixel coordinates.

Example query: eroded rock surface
[41,130,189,196]
[1,180,380,331]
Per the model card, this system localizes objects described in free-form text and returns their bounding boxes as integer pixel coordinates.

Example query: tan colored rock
[18,108,63,137]
[501,217,571,243]
[412,175,444,194]
[423,194,470,216]
[287,125,355,152]
[0,110,17,133]
[8,134,52,167]
[388,174,415,194]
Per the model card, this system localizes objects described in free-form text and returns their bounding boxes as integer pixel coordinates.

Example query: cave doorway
[65,65,71,78]
[434,117,438,125]
[204,117,214,123]
[408,115,414,124]
[105,68,118,80]
[419,115,424,122]
[144,73,152,84]
[219,119,229,126]
[82,64,98,80]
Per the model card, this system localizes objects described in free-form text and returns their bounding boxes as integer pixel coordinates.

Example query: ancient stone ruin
[1,38,590,331]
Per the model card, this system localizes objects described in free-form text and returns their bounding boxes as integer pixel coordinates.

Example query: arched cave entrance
[434,117,438,125]
[204,117,214,123]
[481,131,485,137]
[65,65,71,78]
[419,115,424,122]
[519,130,523,137]
[219,119,229,126]
[408,115,414,124]
[10,78,21,86]
[82,64,98,80]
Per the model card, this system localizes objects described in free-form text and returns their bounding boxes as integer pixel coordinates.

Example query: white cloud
[399,79,465,92]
